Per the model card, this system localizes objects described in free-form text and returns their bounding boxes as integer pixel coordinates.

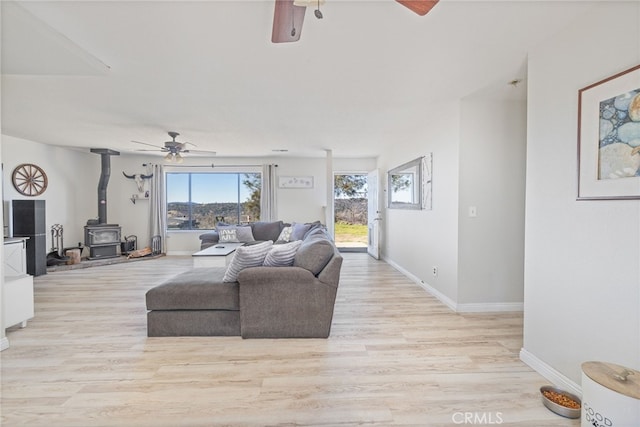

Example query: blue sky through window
[166,173,253,204]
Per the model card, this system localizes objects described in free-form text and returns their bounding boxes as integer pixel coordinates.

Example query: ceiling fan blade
[395,0,439,16]
[132,140,165,149]
[272,0,306,43]
[177,142,197,150]
[182,149,217,155]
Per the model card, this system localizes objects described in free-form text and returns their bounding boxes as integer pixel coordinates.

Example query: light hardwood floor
[1,254,578,426]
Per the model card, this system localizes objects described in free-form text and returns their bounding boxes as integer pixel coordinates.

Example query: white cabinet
[3,238,34,328]
[4,237,27,277]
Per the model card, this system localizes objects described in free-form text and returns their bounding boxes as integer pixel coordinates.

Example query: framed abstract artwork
[577,64,640,200]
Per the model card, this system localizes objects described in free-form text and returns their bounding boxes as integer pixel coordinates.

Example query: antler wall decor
[122,171,153,192]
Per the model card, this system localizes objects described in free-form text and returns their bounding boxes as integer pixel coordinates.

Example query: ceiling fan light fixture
[315,0,323,19]
[164,152,175,162]
[174,153,184,164]
[293,0,323,19]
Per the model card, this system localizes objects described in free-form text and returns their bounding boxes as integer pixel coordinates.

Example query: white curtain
[148,163,167,253]
[260,164,278,221]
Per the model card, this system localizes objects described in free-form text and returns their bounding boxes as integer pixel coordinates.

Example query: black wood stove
[84,224,121,259]
[85,148,121,260]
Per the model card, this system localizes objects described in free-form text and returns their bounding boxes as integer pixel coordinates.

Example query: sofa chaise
[145,222,343,338]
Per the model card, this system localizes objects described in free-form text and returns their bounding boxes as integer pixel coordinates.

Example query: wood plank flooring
[1,254,578,426]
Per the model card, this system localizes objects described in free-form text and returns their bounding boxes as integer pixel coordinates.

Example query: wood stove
[85,148,121,260]
[85,224,121,259]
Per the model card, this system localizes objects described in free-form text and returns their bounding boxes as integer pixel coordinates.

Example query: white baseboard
[382,256,523,313]
[383,256,457,311]
[0,336,9,351]
[166,251,194,256]
[456,302,524,313]
[519,348,582,397]
[417,278,458,312]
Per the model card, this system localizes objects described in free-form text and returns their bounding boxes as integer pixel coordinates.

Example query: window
[166,172,261,230]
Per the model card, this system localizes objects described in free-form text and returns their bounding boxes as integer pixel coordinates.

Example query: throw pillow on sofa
[303,221,324,239]
[235,226,255,243]
[289,221,324,241]
[290,222,312,241]
[276,226,293,243]
[251,221,284,241]
[263,240,302,267]
[217,225,255,243]
[218,227,239,243]
[223,240,273,282]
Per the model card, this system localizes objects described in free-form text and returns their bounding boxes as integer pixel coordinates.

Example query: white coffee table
[192,242,244,268]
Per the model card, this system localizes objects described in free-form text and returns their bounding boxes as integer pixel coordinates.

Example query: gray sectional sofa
[145,221,343,338]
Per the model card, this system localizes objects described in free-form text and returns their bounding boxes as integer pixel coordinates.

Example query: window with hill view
[166,172,261,230]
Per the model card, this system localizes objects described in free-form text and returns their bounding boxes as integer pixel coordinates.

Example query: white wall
[333,157,377,174]
[275,157,329,224]
[523,1,640,386]
[378,94,528,311]
[378,100,461,303]
[109,155,156,247]
[458,96,527,306]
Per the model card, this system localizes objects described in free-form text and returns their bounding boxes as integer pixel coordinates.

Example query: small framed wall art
[577,64,640,200]
[278,176,314,189]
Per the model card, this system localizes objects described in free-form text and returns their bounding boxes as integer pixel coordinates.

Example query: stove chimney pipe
[90,148,120,224]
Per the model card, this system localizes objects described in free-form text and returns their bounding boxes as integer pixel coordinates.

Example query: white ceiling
[1,0,596,159]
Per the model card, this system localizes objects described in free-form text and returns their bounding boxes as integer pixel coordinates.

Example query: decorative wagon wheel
[12,163,48,196]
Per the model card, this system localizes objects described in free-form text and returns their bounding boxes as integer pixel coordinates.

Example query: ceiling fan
[132,131,216,163]
[271,0,439,43]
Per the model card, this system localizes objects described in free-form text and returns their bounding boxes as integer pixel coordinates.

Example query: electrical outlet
[432,266,438,277]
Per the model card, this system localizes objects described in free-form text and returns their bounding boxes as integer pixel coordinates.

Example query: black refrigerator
[12,199,47,276]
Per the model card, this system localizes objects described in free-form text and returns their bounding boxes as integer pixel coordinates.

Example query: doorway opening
[334,173,368,252]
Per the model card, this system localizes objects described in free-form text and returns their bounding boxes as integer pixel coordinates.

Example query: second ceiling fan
[271,0,439,43]
[132,131,216,163]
